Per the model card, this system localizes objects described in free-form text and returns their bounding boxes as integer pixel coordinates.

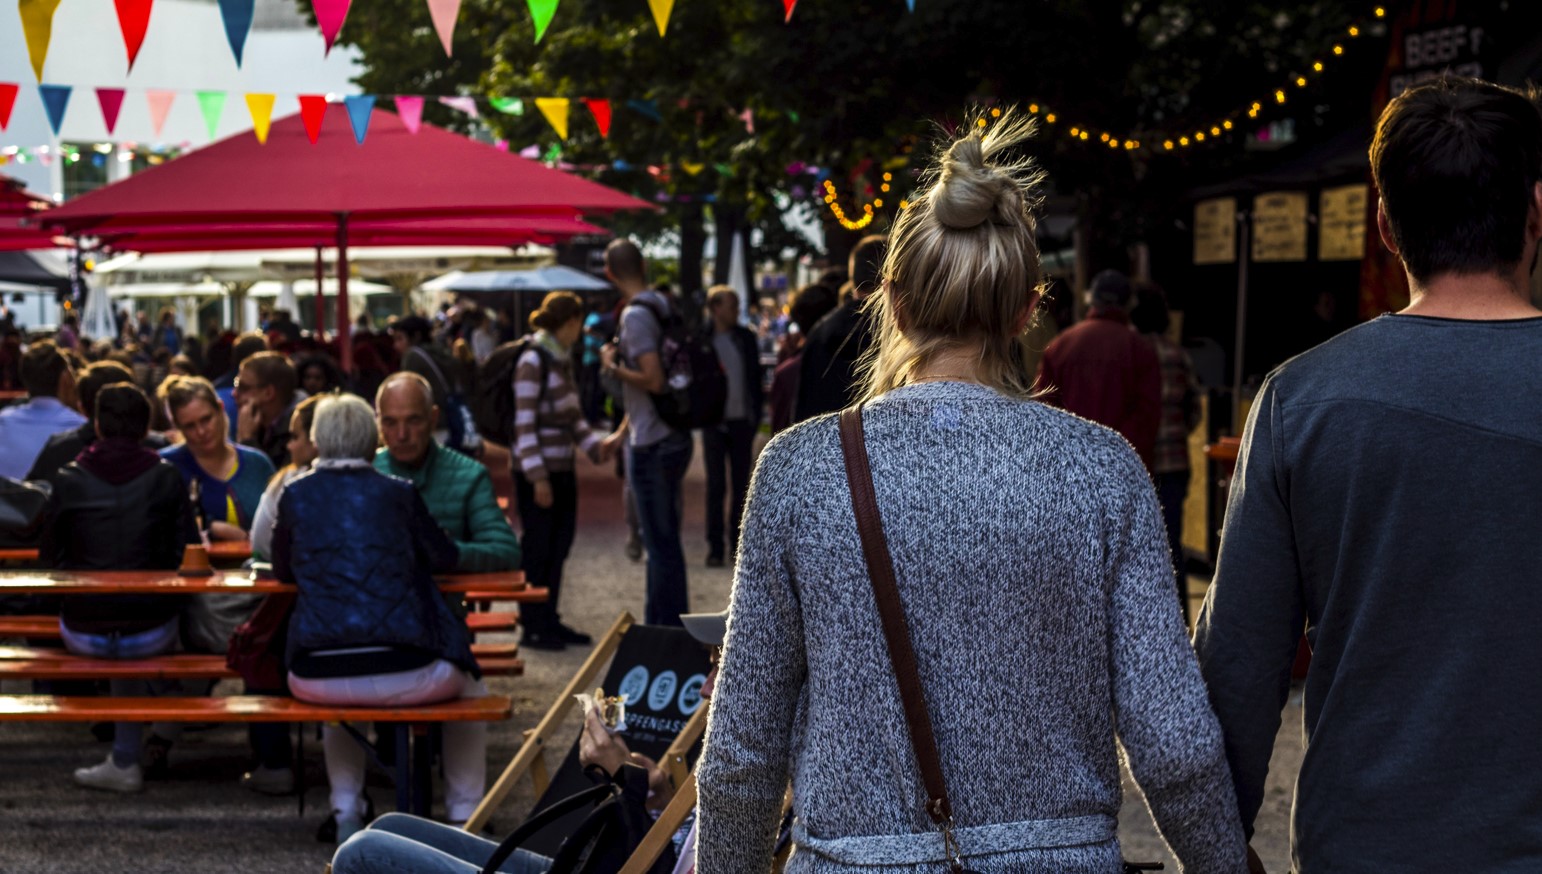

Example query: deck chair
[466,611,712,859]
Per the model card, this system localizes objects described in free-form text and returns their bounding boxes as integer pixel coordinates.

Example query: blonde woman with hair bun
[697,110,1249,872]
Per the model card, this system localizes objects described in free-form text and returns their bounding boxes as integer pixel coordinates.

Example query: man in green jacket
[373,373,520,572]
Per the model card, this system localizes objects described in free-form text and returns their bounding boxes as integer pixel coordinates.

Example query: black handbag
[480,764,674,874]
[0,476,49,544]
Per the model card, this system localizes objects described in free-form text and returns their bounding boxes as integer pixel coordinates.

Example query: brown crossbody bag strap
[839,406,969,874]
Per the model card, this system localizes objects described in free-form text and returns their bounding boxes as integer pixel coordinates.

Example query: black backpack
[479,764,674,874]
[633,296,726,431]
[472,340,551,447]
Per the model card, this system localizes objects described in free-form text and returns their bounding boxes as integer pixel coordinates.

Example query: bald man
[373,373,520,573]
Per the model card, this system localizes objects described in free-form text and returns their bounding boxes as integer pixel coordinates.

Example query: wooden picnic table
[0,539,254,565]
[0,569,529,596]
[0,389,25,404]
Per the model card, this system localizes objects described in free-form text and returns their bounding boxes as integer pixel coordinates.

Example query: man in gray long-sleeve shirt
[1195,77,1542,872]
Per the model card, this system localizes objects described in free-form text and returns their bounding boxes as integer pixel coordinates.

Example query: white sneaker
[240,765,295,796]
[74,756,143,793]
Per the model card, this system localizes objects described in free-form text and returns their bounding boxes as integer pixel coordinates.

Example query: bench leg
[412,725,433,817]
[394,725,411,814]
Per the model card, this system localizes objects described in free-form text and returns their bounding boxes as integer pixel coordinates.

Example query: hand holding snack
[575,686,627,732]
[579,707,633,775]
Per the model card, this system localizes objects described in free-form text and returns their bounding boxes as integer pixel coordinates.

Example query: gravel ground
[0,439,1302,873]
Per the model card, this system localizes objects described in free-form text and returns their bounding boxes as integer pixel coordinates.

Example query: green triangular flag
[196,90,227,141]
[527,0,558,42]
[489,97,525,116]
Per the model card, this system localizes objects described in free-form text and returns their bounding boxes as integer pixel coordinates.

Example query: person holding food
[694,110,1249,872]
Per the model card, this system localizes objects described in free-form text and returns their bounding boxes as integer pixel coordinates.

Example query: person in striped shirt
[513,291,609,651]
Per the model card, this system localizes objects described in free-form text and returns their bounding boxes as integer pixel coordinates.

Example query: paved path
[0,438,1301,872]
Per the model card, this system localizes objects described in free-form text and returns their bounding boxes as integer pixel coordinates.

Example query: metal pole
[313,246,326,338]
[1231,213,1251,434]
[336,215,352,374]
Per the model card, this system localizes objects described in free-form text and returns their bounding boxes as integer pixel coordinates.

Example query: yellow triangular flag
[19,0,63,82]
[681,161,705,176]
[245,93,276,143]
[535,97,569,140]
[647,0,673,36]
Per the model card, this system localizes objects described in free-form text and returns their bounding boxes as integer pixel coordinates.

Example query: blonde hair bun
[932,136,1020,230]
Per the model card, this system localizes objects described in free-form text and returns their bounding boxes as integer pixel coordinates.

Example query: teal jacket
[373,443,520,572]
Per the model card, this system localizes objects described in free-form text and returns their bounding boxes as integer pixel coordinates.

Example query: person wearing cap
[1034,269,1162,470]
[328,610,728,874]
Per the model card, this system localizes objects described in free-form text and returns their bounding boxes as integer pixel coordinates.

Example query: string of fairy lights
[820,4,1391,228]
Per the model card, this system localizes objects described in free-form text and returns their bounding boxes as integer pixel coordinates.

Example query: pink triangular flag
[96,88,126,135]
[438,96,478,119]
[426,0,460,56]
[739,108,754,133]
[395,96,424,133]
[145,89,175,137]
[311,0,351,54]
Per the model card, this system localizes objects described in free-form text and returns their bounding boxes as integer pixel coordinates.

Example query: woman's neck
[191,442,233,474]
[908,351,985,385]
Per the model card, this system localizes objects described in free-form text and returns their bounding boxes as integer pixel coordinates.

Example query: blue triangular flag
[625,99,661,123]
[906,0,915,9]
[345,95,375,144]
[39,84,71,135]
[218,0,255,66]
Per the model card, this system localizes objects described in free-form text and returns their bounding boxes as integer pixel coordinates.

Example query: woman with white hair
[696,111,1249,871]
[271,393,486,843]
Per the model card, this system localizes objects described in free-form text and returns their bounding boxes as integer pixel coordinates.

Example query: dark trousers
[703,419,756,560]
[514,470,579,634]
[627,432,692,626]
[1154,469,1190,625]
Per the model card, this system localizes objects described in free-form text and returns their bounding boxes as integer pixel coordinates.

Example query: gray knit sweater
[696,382,1247,873]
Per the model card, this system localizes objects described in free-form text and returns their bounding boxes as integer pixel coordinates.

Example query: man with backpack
[598,239,706,627]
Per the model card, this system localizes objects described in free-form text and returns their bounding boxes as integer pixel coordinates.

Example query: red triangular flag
[96,88,126,135]
[0,84,18,131]
[783,0,796,22]
[584,99,611,138]
[298,95,328,143]
[114,0,154,70]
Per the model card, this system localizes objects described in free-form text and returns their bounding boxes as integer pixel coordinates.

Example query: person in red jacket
[1035,270,1161,469]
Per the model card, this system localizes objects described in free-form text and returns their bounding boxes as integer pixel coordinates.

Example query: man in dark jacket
[794,235,887,423]
[46,383,198,793]
[702,286,765,567]
[1035,270,1161,470]
[26,360,168,484]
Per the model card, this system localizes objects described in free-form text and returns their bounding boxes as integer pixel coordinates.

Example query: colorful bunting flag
[0,84,19,131]
[489,97,524,116]
[681,161,705,176]
[394,95,424,133]
[527,0,558,42]
[647,0,672,36]
[906,0,915,9]
[311,0,351,54]
[196,90,226,141]
[584,98,611,138]
[38,84,70,136]
[438,96,478,119]
[298,95,328,142]
[626,99,661,123]
[218,0,255,66]
[19,0,63,82]
[145,90,175,137]
[783,0,796,22]
[96,88,126,135]
[739,108,754,133]
[426,0,460,56]
[535,97,569,139]
[114,0,155,71]
[344,95,374,144]
[245,93,274,143]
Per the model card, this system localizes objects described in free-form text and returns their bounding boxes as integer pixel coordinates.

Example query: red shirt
[1035,308,1161,469]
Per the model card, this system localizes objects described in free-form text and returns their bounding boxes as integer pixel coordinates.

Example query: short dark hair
[1091,269,1134,308]
[848,235,889,298]
[77,361,135,421]
[1129,282,1172,335]
[239,351,297,401]
[95,383,151,440]
[389,315,435,345]
[604,239,646,283]
[20,340,69,398]
[231,331,268,367]
[788,283,839,333]
[1371,76,1542,283]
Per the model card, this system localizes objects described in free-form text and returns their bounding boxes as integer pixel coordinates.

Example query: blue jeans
[332,813,550,874]
[61,617,181,768]
[627,431,692,626]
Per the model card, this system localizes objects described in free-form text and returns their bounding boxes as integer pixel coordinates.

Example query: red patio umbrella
[0,175,62,252]
[41,105,653,368]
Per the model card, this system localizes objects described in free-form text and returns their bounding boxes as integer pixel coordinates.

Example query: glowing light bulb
[1313,61,1324,72]
[1333,44,1344,55]
[1045,114,1056,123]
[1275,90,1287,103]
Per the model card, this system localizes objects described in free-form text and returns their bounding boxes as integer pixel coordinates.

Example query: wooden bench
[0,644,522,681]
[0,611,521,640]
[0,693,512,814]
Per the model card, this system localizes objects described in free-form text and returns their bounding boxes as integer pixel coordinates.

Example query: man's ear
[1376,198,1401,257]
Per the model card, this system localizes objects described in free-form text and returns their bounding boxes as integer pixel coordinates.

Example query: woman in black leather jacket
[270,393,485,842]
